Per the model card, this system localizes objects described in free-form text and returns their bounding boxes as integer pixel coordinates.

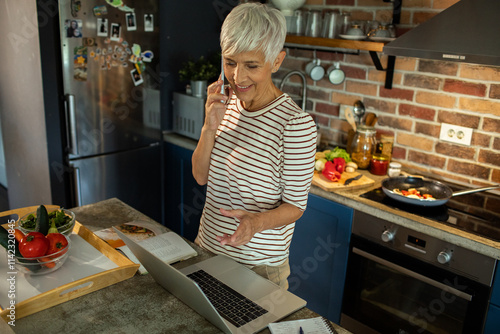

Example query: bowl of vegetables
[18,208,75,236]
[15,231,71,275]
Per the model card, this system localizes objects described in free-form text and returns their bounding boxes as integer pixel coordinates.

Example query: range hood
[383,0,500,67]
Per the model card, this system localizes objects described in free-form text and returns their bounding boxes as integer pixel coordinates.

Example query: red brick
[459,98,500,116]
[379,116,413,131]
[363,98,397,114]
[392,146,406,160]
[380,87,414,101]
[478,149,500,167]
[325,0,354,5]
[405,0,433,8]
[415,91,455,108]
[472,133,492,148]
[494,138,500,151]
[418,59,458,76]
[408,150,446,168]
[399,104,436,121]
[317,51,344,62]
[492,169,500,183]
[435,142,475,160]
[404,74,442,90]
[460,64,500,82]
[345,80,378,96]
[443,79,487,97]
[308,88,331,101]
[490,84,500,99]
[437,110,480,128]
[343,66,368,80]
[398,133,434,151]
[415,122,440,137]
[316,102,339,117]
[413,11,440,24]
[483,117,500,133]
[357,0,391,6]
[315,114,330,127]
[448,159,490,179]
[331,92,361,105]
[433,0,459,9]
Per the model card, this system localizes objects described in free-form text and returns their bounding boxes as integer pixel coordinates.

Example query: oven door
[341,235,490,334]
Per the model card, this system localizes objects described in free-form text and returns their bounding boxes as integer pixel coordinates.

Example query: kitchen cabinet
[164,142,206,241]
[288,193,353,324]
[484,264,500,333]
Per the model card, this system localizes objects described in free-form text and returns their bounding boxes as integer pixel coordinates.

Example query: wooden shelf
[285,35,385,52]
[284,34,395,89]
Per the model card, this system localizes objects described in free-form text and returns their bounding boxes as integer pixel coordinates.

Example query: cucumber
[35,205,50,235]
[0,226,10,251]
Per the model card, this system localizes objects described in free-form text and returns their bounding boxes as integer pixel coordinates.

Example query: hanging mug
[327,63,345,85]
[306,59,325,81]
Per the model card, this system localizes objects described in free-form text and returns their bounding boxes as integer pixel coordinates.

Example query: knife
[344,174,362,186]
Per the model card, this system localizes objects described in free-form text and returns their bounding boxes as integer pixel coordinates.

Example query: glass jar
[387,162,402,177]
[350,125,376,169]
[370,154,389,175]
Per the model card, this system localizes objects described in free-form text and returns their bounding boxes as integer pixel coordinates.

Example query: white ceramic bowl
[270,0,306,16]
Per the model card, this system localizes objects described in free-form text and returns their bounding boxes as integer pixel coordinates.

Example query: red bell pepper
[322,161,342,182]
[333,157,346,174]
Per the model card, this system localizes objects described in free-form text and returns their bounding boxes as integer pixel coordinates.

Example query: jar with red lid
[370,154,389,175]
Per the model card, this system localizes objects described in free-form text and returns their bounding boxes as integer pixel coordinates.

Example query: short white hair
[220,3,286,64]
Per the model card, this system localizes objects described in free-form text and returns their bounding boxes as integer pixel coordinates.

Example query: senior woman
[192,3,317,290]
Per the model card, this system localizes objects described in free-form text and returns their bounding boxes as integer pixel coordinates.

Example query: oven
[340,210,497,334]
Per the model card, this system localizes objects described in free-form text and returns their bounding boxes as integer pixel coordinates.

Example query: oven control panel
[353,210,496,286]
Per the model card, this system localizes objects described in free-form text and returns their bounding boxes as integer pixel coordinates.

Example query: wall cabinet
[288,193,353,324]
[163,142,205,242]
[484,264,500,333]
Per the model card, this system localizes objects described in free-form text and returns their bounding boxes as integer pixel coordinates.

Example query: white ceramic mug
[327,63,345,85]
[306,59,325,81]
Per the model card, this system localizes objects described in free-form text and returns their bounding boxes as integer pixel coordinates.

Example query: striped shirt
[197,93,317,266]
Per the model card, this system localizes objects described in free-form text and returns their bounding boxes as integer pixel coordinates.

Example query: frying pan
[382,176,500,207]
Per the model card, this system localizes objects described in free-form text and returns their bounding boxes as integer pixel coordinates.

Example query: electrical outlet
[339,104,348,119]
[439,123,473,145]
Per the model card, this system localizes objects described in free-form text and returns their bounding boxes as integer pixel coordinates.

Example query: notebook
[113,228,306,334]
[268,316,338,334]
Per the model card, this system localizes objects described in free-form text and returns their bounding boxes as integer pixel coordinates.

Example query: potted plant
[179,56,218,98]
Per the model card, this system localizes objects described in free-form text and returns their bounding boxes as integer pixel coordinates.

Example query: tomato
[46,233,68,255]
[19,233,49,258]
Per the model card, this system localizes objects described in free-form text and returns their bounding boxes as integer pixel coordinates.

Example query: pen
[299,326,304,334]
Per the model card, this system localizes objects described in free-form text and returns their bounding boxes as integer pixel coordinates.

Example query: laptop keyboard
[187,269,268,328]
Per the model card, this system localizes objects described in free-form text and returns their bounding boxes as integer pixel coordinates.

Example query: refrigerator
[58,0,162,222]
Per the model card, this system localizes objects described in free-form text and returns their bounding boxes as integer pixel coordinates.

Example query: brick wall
[276,0,500,186]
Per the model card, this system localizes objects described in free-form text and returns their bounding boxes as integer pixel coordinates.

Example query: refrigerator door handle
[72,165,82,207]
[65,94,78,156]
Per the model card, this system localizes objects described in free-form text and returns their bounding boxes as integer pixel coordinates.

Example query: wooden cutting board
[312,171,375,191]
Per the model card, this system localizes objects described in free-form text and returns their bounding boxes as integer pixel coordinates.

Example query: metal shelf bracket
[369,51,396,89]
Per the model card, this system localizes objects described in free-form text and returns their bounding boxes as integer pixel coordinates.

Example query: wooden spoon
[345,107,356,131]
[364,112,376,126]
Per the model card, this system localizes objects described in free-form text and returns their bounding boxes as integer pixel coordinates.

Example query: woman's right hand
[204,78,230,131]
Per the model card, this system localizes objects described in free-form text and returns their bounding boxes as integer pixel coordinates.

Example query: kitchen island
[7,198,350,334]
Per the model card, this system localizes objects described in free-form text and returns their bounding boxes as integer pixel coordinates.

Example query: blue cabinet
[484,264,500,333]
[288,193,353,324]
[164,142,206,241]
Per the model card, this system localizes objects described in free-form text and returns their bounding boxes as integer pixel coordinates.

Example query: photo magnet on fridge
[144,14,154,32]
[126,13,137,31]
[97,18,108,37]
[110,23,121,42]
[65,19,83,38]
[131,68,143,86]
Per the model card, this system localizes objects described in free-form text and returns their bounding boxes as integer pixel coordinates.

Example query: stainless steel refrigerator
[58,0,162,221]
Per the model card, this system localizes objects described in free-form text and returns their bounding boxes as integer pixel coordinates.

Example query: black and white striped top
[197,93,317,266]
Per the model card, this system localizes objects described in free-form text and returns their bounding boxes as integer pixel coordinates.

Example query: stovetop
[360,186,500,242]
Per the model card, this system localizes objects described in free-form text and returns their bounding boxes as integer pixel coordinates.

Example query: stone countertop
[164,131,500,260]
[10,198,351,334]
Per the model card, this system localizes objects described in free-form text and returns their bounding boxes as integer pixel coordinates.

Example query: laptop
[113,228,306,334]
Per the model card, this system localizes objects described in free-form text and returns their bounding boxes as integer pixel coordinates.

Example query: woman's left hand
[216,208,264,247]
